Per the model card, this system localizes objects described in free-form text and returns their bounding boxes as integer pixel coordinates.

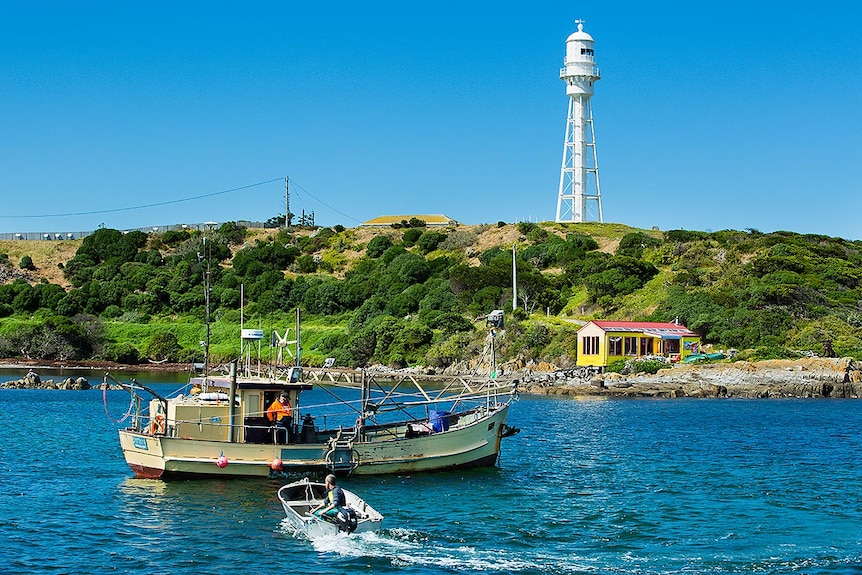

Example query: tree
[145,331,181,362]
[218,221,248,245]
[346,325,377,366]
[56,289,88,316]
[416,232,447,254]
[162,230,191,245]
[366,235,393,258]
[387,253,431,285]
[401,228,422,246]
[12,285,39,313]
[295,255,318,273]
[19,255,35,270]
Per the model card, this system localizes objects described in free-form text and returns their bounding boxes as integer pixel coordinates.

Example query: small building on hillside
[362,214,458,227]
[576,320,701,369]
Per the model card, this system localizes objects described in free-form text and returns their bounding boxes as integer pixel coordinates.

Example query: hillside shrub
[416,232,447,254]
[366,235,392,258]
[438,230,477,250]
[19,255,35,270]
[517,222,537,235]
[145,331,181,362]
[617,232,662,259]
[162,230,191,245]
[104,342,141,364]
[401,228,422,246]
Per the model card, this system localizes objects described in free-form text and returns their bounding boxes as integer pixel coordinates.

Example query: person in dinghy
[310,474,358,533]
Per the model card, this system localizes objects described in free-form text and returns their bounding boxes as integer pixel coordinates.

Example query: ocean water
[1,369,861,575]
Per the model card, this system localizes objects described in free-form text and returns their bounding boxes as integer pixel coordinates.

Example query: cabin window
[582,335,600,355]
[608,336,622,356]
[640,338,653,356]
[624,337,638,356]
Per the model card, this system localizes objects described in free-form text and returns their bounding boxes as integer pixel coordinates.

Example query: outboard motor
[334,507,358,534]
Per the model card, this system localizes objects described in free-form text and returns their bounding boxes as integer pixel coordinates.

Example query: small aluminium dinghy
[278,477,384,537]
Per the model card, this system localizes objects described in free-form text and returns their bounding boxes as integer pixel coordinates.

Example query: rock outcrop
[0,371,92,390]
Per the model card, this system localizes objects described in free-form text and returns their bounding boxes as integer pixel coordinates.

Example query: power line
[1,178,284,219]
[289,179,364,224]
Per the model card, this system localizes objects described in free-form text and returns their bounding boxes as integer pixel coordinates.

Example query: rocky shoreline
[0,358,190,390]
[0,358,191,373]
[516,357,862,399]
[2,357,861,399]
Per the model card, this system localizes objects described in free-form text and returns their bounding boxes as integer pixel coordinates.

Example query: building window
[624,337,638,356]
[608,337,622,356]
[581,48,594,56]
[582,336,599,355]
[640,338,653,356]
[662,340,680,354]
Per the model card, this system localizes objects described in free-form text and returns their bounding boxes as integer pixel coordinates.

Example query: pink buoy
[271,458,283,471]
[216,454,228,468]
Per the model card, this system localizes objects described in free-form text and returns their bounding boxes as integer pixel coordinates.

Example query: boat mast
[490,326,497,379]
[295,307,302,368]
[203,221,216,391]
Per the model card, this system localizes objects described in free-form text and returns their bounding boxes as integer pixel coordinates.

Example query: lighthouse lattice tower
[555,20,603,223]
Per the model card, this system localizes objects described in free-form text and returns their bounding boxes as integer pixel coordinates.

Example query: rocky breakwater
[521,358,862,399]
[0,371,92,390]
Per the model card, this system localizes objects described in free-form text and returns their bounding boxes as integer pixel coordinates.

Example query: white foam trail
[277,521,591,573]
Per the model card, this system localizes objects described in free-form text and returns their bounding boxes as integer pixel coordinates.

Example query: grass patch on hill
[0,239,80,287]
[102,314,350,366]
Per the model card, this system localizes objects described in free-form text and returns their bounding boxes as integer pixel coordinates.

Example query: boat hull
[119,404,509,479]
[281,511,383,538]
[278,479,383,538]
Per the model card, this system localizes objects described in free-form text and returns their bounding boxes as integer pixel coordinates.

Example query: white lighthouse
[555,20,603,223]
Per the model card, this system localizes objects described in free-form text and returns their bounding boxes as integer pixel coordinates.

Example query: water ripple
[2,383,861,574]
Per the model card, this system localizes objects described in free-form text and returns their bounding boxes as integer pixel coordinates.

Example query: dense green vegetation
[1,222,860,367]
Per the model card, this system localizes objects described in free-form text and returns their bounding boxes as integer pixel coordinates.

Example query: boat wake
[277,520,584,573]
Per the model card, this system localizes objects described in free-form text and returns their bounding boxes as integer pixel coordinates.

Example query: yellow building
[361,214,458,227]
[576,321,701,369]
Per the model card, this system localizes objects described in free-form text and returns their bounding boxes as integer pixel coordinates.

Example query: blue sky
[2,2,860,239]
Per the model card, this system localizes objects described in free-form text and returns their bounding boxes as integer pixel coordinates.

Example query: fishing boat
[109,310,520,479]
[277,477,383,537]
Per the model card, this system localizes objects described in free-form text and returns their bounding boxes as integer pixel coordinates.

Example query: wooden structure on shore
[303,366,515,391]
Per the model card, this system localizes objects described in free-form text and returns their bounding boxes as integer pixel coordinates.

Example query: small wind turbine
[272,328,298,365]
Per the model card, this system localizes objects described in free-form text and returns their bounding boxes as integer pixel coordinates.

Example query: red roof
[589,321,697,336]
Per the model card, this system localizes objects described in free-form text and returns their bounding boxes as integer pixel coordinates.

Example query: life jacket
[327,486,346,508]
[266,398,293,422]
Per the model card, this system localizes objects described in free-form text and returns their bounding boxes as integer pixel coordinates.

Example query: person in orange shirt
[267,392,293,443]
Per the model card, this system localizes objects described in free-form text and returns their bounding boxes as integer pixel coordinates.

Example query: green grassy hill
[1,221,861,367]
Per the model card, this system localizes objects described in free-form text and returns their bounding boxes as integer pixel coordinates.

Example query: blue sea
[1,368,861,575]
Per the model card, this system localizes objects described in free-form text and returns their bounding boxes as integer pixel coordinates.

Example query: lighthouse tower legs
[556,95,602,223]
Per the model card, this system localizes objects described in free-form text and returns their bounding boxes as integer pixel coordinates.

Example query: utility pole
[512,244,517,312]
[285,176,290,228]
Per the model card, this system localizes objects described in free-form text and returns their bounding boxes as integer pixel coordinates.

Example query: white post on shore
[512,243,517,312]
